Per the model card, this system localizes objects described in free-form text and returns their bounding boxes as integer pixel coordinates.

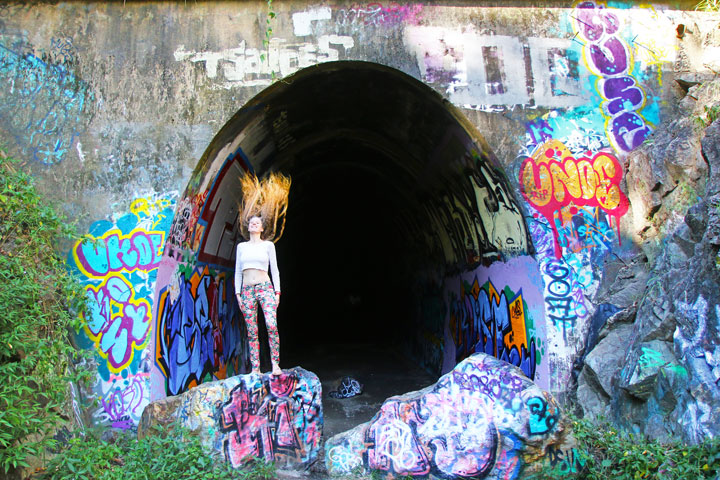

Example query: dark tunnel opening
[154,61,532,420]
[278,139,413,352]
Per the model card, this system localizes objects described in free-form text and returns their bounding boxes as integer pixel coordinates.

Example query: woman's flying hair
[238,172,292,242]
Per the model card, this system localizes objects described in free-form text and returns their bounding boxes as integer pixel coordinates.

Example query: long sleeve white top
[234,241,280,292]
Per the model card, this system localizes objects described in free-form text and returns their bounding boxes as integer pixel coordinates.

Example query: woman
[234,172,291,376]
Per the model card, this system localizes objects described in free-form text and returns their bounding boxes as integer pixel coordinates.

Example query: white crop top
[234,240,280,292]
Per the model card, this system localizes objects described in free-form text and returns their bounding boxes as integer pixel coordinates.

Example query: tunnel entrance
[151,61,533,421]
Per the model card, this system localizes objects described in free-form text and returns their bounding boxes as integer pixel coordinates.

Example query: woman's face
[248,216,264,234]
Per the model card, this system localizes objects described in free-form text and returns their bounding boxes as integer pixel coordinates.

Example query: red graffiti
[520,140,628,258]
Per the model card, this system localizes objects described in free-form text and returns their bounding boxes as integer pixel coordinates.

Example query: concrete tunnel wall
[1,0,715,429]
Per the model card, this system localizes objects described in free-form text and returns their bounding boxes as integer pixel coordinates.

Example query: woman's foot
[251,368,261,375]
[271,363,282,376]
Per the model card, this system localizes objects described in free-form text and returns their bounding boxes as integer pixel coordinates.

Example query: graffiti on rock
[219,373,322,466]
[572,1,654,152]
[156,265,242,396]
[0,41,93,164]
[520,139,628,259]
[69,194,175,428]
[449,277,537,379]
[547,446,586,475]
[326,354,566,479]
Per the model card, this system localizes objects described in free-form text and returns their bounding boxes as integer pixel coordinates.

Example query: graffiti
[542,260,587,342]
[218,373,322,466]
[49,34,76,64]
[68,195,175,429]
[452,368,525,400]
[84,275,152,372]
[327,354,564,479]
[572,1,653,152]
[156,266,242,396]
[547,446,586,474]
[74,230,164,277]
[520,139,628,258]
[174,35,354,88]
[449,277,537,379]
[70,195,174,375]
[404,28,588,109]
[93,373,150,430]
[527,395,558,435]
[335,3,423,29]
[0,42,92,164]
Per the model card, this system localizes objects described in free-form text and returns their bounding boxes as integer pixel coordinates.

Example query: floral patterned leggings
[238,281,280,372]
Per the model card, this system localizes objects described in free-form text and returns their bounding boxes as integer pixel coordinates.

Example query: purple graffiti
[156,267,241,395]
[74,231,164,277]
[574,1,653,152]
[85,276,150,371]
[98,375,148,430]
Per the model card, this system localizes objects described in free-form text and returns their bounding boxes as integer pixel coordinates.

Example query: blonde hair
[238,172,291,242]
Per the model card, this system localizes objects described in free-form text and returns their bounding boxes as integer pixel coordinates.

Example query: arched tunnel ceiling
[194,61,533,272]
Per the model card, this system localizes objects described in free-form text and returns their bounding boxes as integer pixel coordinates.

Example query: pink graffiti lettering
[73,230,164,277]
[220,377,304,466]
[84,275,151,373]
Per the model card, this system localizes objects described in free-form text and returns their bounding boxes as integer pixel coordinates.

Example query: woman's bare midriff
[242,268,271,286]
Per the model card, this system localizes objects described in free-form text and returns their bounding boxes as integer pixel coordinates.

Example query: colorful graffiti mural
[218,372,322,467]
[68,194,176,428]
[325,353,570,479]
[448,277,538,379]
[572,1,654,152]
[520,139,629,259]
[156,265,243,396]
[0,40,93,164]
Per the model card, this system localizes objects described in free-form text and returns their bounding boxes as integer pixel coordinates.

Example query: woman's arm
[234,243,243,295]
[267,241,280,294]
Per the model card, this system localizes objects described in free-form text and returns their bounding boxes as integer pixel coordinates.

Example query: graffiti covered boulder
[325,353,579,479]
[138,367,323,470]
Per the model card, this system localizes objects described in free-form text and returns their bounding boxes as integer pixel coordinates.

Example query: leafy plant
[0,148,91,475]
[37,425,278,480]
[527,416,720,479]
[259,0,277,81]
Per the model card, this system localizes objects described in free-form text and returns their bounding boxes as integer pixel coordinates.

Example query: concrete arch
[150,61,537,400]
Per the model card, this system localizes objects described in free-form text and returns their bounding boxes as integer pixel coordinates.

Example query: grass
[35,425,277,480]
[528,416,720,479]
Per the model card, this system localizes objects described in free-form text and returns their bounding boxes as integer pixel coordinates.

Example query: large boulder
[138,367,323,470]
[324,353,577,479]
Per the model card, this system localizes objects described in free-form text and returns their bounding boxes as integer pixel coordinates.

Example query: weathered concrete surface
[325,353,577,479]
[138,367,323,470]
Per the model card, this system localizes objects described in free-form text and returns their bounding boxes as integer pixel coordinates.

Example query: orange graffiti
[520,140,628,258]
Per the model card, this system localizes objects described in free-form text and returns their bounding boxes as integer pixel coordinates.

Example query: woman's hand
[275,291,281,303]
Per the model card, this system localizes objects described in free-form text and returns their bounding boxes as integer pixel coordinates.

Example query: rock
[583,323,634,397]
[324,353,575,480]
[138,367,323,470]
[619,340,677,400]
[576,368,610,421]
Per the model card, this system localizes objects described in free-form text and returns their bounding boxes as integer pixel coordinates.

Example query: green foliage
[528,416,720,479]
[695,0,720,11]
[0,149,91,474]
[694,104,720,129]
[37,426,277,480]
